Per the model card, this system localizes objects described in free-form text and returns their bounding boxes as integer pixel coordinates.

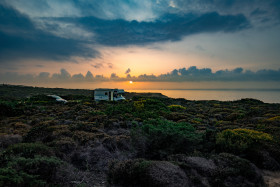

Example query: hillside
[0,85,280,186]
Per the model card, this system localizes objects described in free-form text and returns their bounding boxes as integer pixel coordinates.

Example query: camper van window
[105,92,107,95]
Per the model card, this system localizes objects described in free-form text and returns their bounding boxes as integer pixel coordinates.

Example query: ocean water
[127,89,280,103]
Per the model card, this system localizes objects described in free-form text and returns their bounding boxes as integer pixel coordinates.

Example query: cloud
[158,66,280,82]
[1,67,280,83]
[0,2,250,64]
[4,0,278,22]
[72,73,85,81]
[85,71,94,80]
[0,4,99,64]
[38,72,50,79]
[52,69,71,80]
[72,12,249,46]
[110,73,119,79]
[91,63,103,69]
[1,0,279,69]
[107,63,113,69]
[125,68,131,74]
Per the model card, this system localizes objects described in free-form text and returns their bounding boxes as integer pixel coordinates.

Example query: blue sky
[0,0,280,83]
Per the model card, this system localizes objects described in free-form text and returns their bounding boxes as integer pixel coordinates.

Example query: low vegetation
[0,84,280,186]
[216,128,273,153]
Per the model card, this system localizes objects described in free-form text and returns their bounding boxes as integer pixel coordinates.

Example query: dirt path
[263,170,280,187]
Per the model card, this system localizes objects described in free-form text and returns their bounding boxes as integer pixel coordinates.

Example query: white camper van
[93,89,125,101]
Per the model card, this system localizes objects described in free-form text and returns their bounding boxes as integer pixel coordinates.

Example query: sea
[10,81,280,104]
[127,89,280,103]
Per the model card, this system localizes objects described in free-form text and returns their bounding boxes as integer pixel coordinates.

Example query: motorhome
[93,89,125,101]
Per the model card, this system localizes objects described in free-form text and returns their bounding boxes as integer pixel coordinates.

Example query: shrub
[0,156,62,186]
[133,99,169,119]
[0,102,14,117]
[23,124,53,142]
[105,102,134,116]
[90,110,105,116]
[0,101,22,117]
[0,167,46,187]
[132,119,202,159]
[133,100,145,111]
[0,143,62,186]
[168,105,186,112]
[50,137,77,153]
[136,98,168,112]
[108,159,151,186]
[1,143,54,160]
[216,128,273,154]
[108,159,188,187]
[211,153,264,186]
[267,116,280,122]
[69,123,98,132]
[7,156,62,179]
[72,131,106,144]
[0,134,22,149]
[62,94,91,102]
[24,95,57,105]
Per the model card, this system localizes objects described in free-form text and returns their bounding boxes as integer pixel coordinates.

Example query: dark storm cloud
[0,1,251,64]
[2,0,280,68]
[250,8,268,16]
[0,4,99,64]
[69,12,249,46]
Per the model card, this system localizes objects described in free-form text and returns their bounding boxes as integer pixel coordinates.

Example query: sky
[0,0,280,89]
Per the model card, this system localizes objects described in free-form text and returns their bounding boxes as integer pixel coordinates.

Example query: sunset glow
[0,0,279,88]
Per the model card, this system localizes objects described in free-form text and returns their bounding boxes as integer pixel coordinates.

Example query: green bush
[0,167,46,187]
[0,156,62,186]
[1,143,54,160]
[0,143,62,186]
[62,94,91,102]
[0,101,22,117]
[23,125,53,142]
[132,99,169,119]
[168,105,186,112]
[132,119,202,159]
[69,123,98,132]
[216,128,273,154]
[105,102,134,116]
[24,95,56,105]
[135,98,168,112]
[7,156,62,179]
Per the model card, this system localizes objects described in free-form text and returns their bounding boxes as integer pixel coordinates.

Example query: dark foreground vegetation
[0,84,280,186]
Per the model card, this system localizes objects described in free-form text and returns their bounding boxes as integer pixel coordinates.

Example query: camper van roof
[95,88,114,91]
[95,88,124,92]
